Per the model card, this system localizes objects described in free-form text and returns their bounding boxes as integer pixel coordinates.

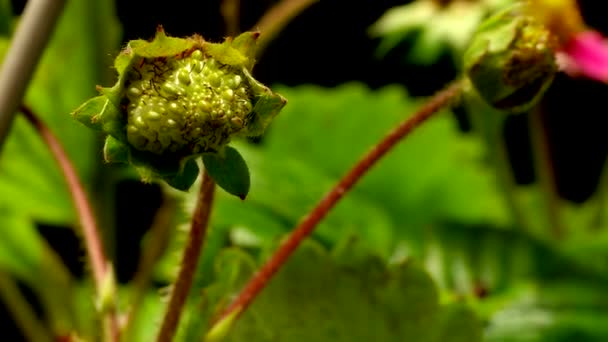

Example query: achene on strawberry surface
[72,27,286,195]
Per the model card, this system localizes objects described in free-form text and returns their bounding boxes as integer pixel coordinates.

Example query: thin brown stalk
[19,105,119,341]
[253,0,319,54]
[156,170,216,342]
[221,0,241,36]
[215,80,464,325]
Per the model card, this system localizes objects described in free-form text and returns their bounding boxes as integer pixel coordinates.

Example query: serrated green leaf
[262,83,508,243]
[203,146,250,199]
[186,242,480,342]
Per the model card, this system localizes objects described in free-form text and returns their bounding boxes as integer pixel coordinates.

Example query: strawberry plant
[1,0,608,341]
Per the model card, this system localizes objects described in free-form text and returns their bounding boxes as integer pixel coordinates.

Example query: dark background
[3,0,608,339]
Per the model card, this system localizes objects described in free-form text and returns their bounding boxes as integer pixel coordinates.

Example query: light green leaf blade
[0,0,121,224]
[0,213,44,280]
[262,83,508,242]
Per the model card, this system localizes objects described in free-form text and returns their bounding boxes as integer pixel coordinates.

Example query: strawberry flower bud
[463,4,557,113]
[72,28,286,194]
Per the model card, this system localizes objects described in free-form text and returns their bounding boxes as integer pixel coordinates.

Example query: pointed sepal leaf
[129,26,199,58]
[103,136,130,164]
[162,158,200,191]
[243,69,287,136]
[71,95,112,130]
[203,146,250,199]
[231,31,260,70]
[205,42,248,68]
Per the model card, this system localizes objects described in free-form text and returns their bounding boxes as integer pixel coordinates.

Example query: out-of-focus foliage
[0,0,120,336]
[187,241,482,342]
[158,83,608,341]
[208,84,510,256]
[2,0,608,341]
[370,0,512,64]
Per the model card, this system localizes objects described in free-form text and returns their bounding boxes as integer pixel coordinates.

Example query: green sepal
[203,146,250,199]
[242,68,287,136]
[129,26,199,59]
[205,42,248,68]
[113,48,132,75]
[71,95,114,130]
[204,32,260,69]
[230,31,260,70]
[103,136,130,164]
[162,158,200,191]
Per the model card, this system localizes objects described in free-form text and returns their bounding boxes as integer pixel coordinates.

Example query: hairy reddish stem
[157,171,216,342]
[216,81,464,325]
[21,105,108,288]
[20,105,119,341]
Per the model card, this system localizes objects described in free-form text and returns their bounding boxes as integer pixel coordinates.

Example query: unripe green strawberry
[463,4,557,112]
[72,28,286,193]
[124,51,253,155]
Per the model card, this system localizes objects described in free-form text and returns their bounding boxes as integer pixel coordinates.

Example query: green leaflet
[180,241,482,342]
[203,146,250,199]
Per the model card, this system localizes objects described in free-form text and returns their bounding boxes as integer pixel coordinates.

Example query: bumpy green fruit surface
[463,4,557,112]
[72,28,286,192]
[125,51,252,155]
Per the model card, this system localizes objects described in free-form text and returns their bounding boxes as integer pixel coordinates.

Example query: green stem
[529,107,564,239]
[466,95,529,231]
[0,271,54,342]
[156,170,216,342]
[213,80,464,328]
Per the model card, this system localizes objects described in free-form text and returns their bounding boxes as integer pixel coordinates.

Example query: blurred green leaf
[261,83,508,244]
[484,282,608,341]
[0,1,120,225]
[0,0,12,35]
[370,0,512,65]
[185,241,481,342]
[0,213,44,280]
[171,82,508,285]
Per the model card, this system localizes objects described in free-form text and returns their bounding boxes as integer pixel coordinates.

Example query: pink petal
[560,30,608,82]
